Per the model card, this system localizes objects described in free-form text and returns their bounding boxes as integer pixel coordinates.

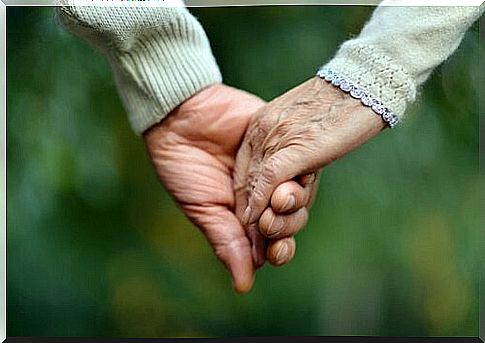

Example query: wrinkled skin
[144,84,308,293]
[235,77,386,261]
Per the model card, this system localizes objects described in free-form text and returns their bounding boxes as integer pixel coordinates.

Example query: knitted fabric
[56,4,222,134]
[57,4,484,132]
[324,5,484,120]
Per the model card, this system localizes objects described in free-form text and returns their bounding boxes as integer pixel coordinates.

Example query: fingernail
[281,195,296,212]
[275,242,289,265]
[265,215,279,237]
[242,206,251,225]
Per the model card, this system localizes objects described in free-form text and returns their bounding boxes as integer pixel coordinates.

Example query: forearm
[56,4,222,134]
[323,3,484,122]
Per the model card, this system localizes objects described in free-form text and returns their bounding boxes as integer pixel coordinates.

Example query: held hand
[235,77,386,264]
[143,84,307,293]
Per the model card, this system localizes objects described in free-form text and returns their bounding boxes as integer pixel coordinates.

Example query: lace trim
[317,67,399,128]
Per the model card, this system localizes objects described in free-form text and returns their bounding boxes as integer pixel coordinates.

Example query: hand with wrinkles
[235,77,386,264]
[144,84,311,293]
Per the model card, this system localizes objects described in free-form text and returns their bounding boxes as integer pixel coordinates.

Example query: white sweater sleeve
[55,4,222,135]
[323,4,484,121]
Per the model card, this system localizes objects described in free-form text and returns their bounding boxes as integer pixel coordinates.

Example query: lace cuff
[317,67,399,128]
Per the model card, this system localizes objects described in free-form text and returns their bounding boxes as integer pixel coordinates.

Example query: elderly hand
[234,77,387,265]
[144,84,307,293]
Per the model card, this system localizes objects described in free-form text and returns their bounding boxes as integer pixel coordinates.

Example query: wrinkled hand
[235,77,386,264]
[144,84,304,293]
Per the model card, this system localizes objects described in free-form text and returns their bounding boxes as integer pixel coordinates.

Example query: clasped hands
[144,78,386,293]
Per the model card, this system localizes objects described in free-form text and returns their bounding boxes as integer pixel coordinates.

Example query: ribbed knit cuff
[109,19,222,134]
[323,40,416,121]
[56,6,222,135]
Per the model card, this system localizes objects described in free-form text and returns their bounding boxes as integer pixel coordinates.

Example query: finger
[244,149,318,226]
[271,180,309,214]
[267,237,296,267]
[258,207,308,239]
[193,205,255,294]
[234,135,267,268]
[234,141,251,219]
[247,222,268,268]
[298,171,320,208]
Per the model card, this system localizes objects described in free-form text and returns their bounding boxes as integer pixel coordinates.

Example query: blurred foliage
[6,6,482,337]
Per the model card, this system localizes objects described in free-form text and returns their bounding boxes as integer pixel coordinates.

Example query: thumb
[234,133,268,268]
[193,205,255,294]
[244,147,319,226]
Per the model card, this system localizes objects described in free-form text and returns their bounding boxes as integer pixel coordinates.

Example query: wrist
[309,77,386,160]
[316,67,399,128]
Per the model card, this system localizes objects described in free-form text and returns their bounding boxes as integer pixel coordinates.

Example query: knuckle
[261,156,281,181]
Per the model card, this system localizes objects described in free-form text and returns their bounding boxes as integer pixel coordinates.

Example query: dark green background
[7,6,482,337]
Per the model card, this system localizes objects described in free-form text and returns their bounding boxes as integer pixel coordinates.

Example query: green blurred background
[6,6,483,337]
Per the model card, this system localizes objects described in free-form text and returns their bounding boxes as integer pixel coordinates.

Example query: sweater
[56,3,484,134]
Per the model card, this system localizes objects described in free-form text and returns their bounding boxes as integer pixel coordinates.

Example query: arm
[323,4,484,122]
[235,4,483,246]
[55,4,222,134]
[56,4,303,292]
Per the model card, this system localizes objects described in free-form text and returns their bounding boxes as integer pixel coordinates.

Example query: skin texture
[143,84,308,293]
[235,77,387,264]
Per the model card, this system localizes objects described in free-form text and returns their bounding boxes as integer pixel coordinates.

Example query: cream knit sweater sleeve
[58,5,483,133]
[55,4,222,135]
[324,4,484,122]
